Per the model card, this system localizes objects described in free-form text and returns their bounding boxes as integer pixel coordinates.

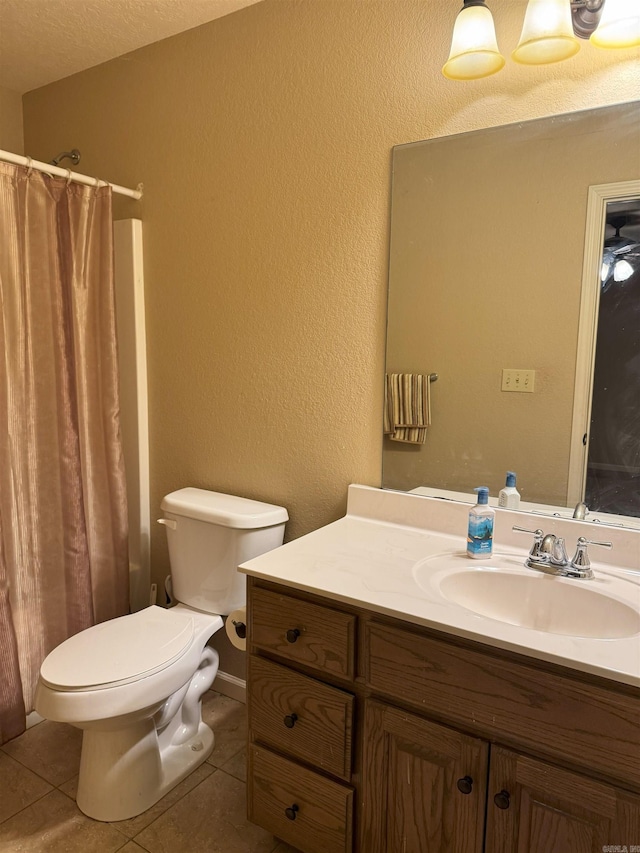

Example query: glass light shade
[591,0,640,48]
[442,4,505,80]
[614,259,634,282]
[512,0,580,65]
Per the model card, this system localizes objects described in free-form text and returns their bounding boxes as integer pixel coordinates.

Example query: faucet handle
[583,538,613,549]
[512,527,548,562]
[512,526,544,537]
[568,537,613,579]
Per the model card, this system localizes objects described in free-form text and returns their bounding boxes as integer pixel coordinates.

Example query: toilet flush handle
[157,518,177,530]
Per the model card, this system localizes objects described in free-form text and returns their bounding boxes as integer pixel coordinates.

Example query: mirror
[383,101,640,527]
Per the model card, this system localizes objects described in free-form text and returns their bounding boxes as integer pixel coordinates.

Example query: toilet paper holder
[225,607,248,650]
[231,619,246,640]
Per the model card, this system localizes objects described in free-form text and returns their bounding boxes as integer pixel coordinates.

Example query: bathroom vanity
[241,486,640,853]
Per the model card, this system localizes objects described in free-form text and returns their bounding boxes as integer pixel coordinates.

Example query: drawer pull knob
[286,628,301,643]
[285,804,299,821]
[494,790,511,810]
[284,713,298,729]
[456,776,473,795]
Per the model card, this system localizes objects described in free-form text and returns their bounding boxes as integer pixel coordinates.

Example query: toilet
[34,488,288,822]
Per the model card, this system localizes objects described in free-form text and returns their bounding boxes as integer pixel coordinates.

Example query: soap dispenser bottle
[498,471,521,509]
[467,487,494,559]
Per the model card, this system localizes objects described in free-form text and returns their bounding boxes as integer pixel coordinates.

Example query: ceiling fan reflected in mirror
[601,212,640,291]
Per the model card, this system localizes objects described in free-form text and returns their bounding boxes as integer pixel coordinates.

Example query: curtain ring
[25,156,33,177]
[65,168,73,186]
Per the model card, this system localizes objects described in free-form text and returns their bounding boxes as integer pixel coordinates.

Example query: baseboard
[26,711,44,729]
[213,670,246,704]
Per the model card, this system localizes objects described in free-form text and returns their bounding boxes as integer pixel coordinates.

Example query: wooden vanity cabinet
[246,577,640,853]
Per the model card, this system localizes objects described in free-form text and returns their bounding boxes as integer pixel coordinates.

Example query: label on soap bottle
[467,514,494,558]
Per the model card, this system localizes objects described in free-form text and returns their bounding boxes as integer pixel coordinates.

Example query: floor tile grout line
[115,834,152,853]
[0,785,54,828]
[0,738,80,789]
[1,745,61,782]
[123,767,269,846]
[3,753,78,790]
[52,785,133,840]
[110,766,221,843]
[206,743,247,772]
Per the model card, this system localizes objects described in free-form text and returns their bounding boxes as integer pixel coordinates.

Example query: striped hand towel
[384,373,431,444]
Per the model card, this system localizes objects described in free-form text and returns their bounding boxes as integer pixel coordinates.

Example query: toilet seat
[40,606,195,691]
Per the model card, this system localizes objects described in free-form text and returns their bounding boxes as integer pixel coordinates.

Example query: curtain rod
[0,149,142,200]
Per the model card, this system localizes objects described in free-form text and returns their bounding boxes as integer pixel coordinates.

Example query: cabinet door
[486,745,640,853]
[360,700,488,853]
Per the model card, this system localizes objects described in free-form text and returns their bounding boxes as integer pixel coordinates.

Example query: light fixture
[601,217,640,290]
[512,0,580,64]
[601,254,635,287]
[442,0,505,80]
[443,0,640,80]
[590,0,640,48]
[613,259,634,281]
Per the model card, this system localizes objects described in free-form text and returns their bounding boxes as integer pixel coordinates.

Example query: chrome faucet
[572,501,588,520]
[513,527,612,579]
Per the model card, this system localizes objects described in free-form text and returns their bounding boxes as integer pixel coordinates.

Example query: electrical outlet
[502,369,535,393]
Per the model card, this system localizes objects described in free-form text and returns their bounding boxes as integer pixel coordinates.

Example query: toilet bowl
[35,604,223,821]
[34,488,288,822]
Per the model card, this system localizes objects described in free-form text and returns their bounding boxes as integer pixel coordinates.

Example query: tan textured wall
[22,0,640,600]
[0,85,24,153]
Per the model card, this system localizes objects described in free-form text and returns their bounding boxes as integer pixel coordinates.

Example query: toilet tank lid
[161,488,288,529]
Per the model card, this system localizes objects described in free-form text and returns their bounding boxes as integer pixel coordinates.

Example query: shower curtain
[0,162,129,744]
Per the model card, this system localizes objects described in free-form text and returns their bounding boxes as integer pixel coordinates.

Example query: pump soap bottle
[467,487,494,559]
[498,471,521,509]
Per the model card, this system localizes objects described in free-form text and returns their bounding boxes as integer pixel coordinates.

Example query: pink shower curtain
[0,162,129,744]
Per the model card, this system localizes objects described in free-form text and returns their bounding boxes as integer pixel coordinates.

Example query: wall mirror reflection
[383,101,640,527]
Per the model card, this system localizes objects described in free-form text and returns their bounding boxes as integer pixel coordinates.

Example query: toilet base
[75,644,220,822]
[76,716,214,822]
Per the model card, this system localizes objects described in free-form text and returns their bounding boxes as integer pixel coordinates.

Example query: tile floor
[0,691,301,853]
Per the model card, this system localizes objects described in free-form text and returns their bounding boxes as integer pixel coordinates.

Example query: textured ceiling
[0,0,263,94]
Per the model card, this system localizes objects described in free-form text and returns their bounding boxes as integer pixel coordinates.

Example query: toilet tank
[160,488,288,615]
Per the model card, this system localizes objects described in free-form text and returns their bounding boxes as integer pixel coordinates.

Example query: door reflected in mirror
[585,197,640,517]
[383,102,640,526]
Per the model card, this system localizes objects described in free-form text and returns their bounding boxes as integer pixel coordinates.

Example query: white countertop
[240,485,640,688]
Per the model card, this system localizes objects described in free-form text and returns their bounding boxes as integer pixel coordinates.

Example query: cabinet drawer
[249,585,356,680]
[366,621,640,790]
[249,655,354,780]
[248,744,353,853]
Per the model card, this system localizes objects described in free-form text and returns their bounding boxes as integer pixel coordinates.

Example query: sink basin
[414,554,640,639]
[413,551,640,640]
